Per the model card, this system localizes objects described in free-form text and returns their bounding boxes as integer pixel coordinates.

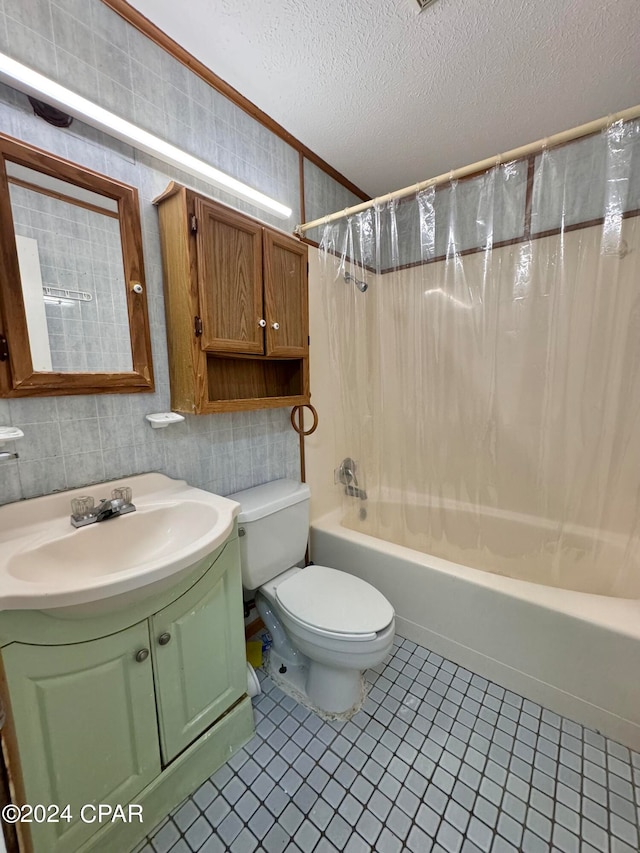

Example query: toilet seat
[275,565,394,642]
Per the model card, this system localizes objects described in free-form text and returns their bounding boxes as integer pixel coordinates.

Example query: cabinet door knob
[158,632,171,646]
[258,318,266,328]
[135,648,149,663]
[271,322,280,330]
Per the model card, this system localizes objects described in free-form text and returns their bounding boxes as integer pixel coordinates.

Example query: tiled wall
[303,158,365,245]
[0,0,359,505]
[0,0,302,230]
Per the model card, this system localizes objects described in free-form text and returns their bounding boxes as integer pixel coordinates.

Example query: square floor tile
[140,636,640,853]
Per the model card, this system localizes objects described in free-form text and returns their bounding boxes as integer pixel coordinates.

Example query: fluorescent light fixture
[0,53,292,219]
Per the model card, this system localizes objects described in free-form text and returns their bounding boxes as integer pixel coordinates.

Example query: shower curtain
[319,118,640,597]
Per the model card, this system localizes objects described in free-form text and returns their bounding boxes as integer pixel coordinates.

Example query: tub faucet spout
[345,483,368,501]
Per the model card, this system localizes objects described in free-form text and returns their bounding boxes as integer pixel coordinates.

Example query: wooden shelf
[207,354,305,402]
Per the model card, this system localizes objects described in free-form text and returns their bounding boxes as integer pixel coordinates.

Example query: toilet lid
[275,565,394,638]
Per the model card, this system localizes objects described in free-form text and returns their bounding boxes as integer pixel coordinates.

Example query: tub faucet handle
[337,457,358,487]
[337,457,367,500]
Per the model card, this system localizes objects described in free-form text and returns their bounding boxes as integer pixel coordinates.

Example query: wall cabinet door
[195,196,264,354]
[195,197,308,358]
[2,622,159,853]
[151,541,246,763]
[264,229,309,357]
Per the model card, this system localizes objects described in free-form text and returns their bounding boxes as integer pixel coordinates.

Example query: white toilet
[229,479,395,715]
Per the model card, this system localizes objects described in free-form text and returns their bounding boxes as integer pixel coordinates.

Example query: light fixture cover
[0,53,292,219]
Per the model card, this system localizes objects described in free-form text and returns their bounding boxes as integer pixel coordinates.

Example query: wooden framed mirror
[0,132,154,397]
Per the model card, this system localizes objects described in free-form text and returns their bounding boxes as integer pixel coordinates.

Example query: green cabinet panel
[151,539,247,762]
[0,536,253,853]
[2,622,160,853]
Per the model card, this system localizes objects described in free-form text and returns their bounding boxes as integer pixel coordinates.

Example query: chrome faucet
[337,457,367,500]
[93,497,127,523]
[70,488,136,528]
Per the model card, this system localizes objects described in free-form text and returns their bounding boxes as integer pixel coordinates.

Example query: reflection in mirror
[0,132,153,397]
[8,164,133,373]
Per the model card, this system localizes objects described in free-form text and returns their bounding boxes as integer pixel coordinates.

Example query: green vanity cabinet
[2,622,160,853]
[0,532,254,853]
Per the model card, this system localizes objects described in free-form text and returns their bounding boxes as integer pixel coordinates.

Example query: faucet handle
[71,496,95,518]
[337,457,357,486]
[111,486,132,505]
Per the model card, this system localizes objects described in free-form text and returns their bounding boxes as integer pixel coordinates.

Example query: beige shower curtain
[320,119,640,597]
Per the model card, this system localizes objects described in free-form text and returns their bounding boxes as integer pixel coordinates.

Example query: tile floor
[138,635,640,853]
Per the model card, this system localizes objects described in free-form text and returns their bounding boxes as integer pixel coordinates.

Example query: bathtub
[310,501,640,750]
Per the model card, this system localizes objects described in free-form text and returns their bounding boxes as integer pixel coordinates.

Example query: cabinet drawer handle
[135,648,149,663]
[258,318,266,328]
[271,322,280,330]
[158,632,171,646]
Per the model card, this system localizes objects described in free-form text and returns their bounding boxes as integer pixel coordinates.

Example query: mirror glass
[7,162,133,373]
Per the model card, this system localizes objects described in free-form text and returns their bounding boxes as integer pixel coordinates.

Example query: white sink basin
[0,473,240,611]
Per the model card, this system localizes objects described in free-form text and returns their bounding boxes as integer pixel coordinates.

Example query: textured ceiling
[127,0,639,199]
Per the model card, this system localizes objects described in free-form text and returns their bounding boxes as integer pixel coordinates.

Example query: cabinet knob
[258,318,266,328]
[135,648,149,663]
[271,322,280,330]
[158,632,171,646]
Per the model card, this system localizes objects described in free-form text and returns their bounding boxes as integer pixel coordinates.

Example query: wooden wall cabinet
[154,183,310,413]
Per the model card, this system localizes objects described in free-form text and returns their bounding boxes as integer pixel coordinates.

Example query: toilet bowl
[229,480,395,715]
[259,565,395,712]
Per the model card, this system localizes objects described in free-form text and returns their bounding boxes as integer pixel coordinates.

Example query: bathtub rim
[311,507,640,642]
[311,507,640,751]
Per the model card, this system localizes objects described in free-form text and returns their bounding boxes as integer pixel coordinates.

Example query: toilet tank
[227,479,310,590]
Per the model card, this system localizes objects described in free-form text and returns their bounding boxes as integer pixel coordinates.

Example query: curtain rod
[295,104,640,235]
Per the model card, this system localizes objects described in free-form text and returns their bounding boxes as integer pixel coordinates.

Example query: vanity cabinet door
[2,621,160,853]
[151,540,247,764]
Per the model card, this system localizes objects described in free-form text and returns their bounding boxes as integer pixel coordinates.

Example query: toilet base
[268,648,308,693]
[267,650,366,720]
[306,661,363,714]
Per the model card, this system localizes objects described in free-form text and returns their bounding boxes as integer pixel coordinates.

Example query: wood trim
[100,0,370,203]
[522,155,536,240]
[529,207,640,240]
[299,152,306,225]
[0,133,136,201]
[2,374,155,398]
[196,393,310,415]
[0,132,154,398]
